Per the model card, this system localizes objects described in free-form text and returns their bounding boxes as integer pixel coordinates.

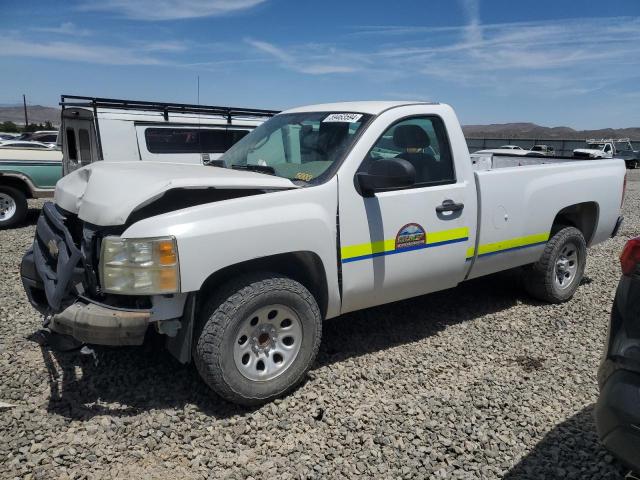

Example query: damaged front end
[21,202,157,346]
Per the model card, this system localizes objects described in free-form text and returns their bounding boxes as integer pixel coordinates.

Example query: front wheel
[194,273,322,406]
[0,186,27,229]
[523,226,587,303]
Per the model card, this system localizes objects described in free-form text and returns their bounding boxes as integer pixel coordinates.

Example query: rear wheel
[194,272,322,406]
[523,226,586,303]
[0,186,27,229]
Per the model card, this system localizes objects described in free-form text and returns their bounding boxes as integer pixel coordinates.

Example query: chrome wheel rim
[0,193,16,222]
[554,242,579,290]
[233,304,303,382]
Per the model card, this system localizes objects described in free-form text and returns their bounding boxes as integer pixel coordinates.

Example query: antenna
[22,94,29,127]
[197,75,203,162]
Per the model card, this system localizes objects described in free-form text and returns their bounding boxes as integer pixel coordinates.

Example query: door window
[66,128,78,161]
[78,129,91,164]
[365,117,455,186]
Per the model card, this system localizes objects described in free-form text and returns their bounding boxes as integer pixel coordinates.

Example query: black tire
[194,272,322,406]
[627,160,638,169]
[523,226,586,303]
[0,185,28,229]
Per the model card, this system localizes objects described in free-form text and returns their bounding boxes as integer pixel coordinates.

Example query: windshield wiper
[231,164,276,175]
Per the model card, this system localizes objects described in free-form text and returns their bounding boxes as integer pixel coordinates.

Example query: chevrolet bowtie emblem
[47,239,59,258]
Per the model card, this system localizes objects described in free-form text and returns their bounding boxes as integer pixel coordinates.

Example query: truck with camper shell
[574,138,639,168]
[0,96,277,228]
[21,101,626,405]
[59,95,278,175]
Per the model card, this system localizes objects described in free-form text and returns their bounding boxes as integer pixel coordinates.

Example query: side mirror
[356,158,416,196]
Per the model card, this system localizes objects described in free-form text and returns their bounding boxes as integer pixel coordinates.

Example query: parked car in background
[474,148,545,157]
[596,237,640,473]
[27,131,58,146]
[0,133,20,140]
[21,101,626,405]
[573,140,614,159]
[573,138,638,167]
[59,95,278,175]
[0,147,61,228]
[16,130,58,142]
[614,141,640,170]
[0,140,56,149]
[530,144,555,155]
[499,145,523,150]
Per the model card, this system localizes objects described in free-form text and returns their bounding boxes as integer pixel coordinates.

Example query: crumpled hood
[54,161,297,226]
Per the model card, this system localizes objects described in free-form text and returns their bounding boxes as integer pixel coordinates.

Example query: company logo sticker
[395,223,426,250]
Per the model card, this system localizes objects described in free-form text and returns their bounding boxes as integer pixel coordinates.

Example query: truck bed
[469,152,621,171]
[466,154,625,280]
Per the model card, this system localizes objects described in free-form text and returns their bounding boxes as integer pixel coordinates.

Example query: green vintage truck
[0,147,62,228]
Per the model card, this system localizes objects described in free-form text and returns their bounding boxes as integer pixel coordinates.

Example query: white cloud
[78,0,267,20]
[246,39,360,74]
[459,0,482,45]
[34,22,91,36]
[6,4,640,101]
[243,13,640,94]
[0,36,164,65]
[139,41,188,52]
[359,14,640,96]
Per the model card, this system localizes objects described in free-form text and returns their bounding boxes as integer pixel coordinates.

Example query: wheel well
[551,202,599,245]
[0,176,32,198]
[197,252,329,319]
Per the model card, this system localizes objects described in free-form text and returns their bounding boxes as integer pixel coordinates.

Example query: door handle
[436,199,464,213]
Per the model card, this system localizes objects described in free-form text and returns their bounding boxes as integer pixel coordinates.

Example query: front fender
[122,178,341,318]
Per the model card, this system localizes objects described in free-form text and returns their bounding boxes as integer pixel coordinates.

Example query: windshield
[219,112,372,183]
[587,143,606,150]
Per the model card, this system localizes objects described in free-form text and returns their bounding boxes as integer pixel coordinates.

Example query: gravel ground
[1,172,638,479]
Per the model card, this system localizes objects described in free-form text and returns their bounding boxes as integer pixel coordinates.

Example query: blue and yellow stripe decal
[341,229,550,264]
[341,227,469,264]
[466,232,549,260]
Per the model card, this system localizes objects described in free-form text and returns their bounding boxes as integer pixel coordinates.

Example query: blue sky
[1,0,639,129]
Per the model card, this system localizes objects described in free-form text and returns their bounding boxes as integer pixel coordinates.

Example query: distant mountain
[1,106,637,140]
[0,105,60,126]
[463,122,640,140]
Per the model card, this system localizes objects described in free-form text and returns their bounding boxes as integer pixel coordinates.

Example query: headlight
[100,236,180,295]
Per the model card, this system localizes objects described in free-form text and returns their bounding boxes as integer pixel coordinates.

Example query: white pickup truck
[573,138,636,163]
[21,101,626,405]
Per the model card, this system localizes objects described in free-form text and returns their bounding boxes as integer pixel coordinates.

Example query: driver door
[338,116,474,313]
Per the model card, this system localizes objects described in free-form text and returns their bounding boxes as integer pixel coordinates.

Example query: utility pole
[22,94,28,127]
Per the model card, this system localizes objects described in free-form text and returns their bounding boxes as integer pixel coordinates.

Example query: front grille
[33,202,85,312]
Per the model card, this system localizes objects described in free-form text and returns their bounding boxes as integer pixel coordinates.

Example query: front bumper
[22,248,150,345]
[50,301,150,346]
[595,367,640,471]
[21,202,152,346]
[23,250,150,345]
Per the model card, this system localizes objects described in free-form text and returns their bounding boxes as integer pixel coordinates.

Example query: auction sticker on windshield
[323,113,363,123]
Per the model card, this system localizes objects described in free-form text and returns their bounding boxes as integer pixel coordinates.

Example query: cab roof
[282,101,438,115]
